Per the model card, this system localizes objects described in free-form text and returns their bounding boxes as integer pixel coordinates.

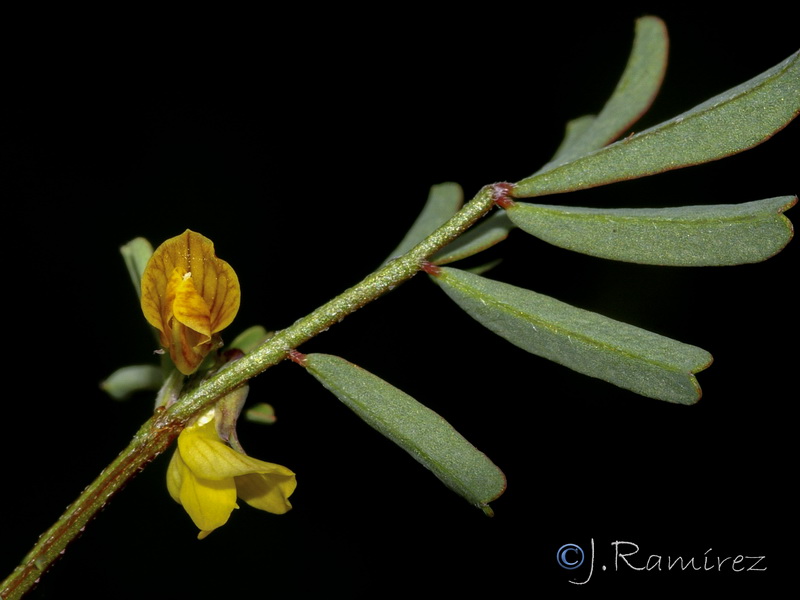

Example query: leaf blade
[304,353,506,513]
[120,237,154,298]
[545,16,669,167]
[515,50,800,197]
[382,182,463,264]
[431,267,713,404]
[433,210,514,265]
[506,196,796,265]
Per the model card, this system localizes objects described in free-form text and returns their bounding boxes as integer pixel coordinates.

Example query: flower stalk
[0,184,501,600]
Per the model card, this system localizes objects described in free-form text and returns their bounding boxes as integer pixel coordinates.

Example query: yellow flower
[167,409,297,539]
[140,230,240,375]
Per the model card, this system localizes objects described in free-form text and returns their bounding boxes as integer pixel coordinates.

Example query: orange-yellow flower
[140,230,240,375]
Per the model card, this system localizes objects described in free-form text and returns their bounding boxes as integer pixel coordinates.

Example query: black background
[4,7,797,597]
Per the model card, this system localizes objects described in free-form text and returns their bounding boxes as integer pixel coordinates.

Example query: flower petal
[179,471,239,539]
[165,268,214,373]
[166,448,188,504]
[169,269,212,340]
[236,470,297,515]
[178,420,292,481]
[167,443,240,538]
[140,230,241,374]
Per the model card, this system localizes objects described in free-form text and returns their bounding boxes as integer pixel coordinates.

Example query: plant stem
[158,184,503,425]
[0,183,502,599]
[0,415,180,600]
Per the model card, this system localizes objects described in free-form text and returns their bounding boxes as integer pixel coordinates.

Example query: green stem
[0,415,180,600]
[159,184,500,424]
[1,184,501,599]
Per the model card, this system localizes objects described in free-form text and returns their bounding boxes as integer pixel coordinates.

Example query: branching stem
[0,183,506,600]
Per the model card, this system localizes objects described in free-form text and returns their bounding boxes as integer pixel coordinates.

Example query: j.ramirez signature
[561,539,766,585]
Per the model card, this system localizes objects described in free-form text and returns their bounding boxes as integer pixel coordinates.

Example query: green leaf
[514,50,800,197]
[227,325,273,354]
[549,115,596,164]
[120,237,154,298]
[245,402,277,425]
[430,267,712,404]
[100,364,163,400]
[506,196,796,266]
[433,210,514,265]
[544,16,668,168]
[382,184,513,266]
[303,353,506,514]
[382,182,463,264]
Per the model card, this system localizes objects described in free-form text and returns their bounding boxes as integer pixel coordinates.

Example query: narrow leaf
[514,50,800,197]
[101,364,163,400]
[433,210,514,265]
[549,115,596,164]
[431,267,712,404]
[506,196,796,265]
[304,353,506,514]
[227,325,273,354]
[545,16,668,167]
[120,237,154,298]
[382,182,463,264]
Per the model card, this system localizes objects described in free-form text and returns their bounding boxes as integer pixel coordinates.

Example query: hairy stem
[0,416,180,600]
[1,183,504,599]
[159,183,504,424]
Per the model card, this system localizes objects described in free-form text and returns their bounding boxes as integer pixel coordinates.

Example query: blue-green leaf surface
[227,325,273,353]
[514,50,800,197]
[543,16,668,168]
[431,267,712,404]
[100,364,163,400]
[120,237,154,298]
[506,196,796,265]
[433,210,514,265]
[382,182,463,264]
[304,353,506,514]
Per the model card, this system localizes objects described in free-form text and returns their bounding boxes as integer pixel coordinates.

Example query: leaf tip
[681,351,713,405]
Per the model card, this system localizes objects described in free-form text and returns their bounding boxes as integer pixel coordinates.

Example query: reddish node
[288,349,308,366]
[491,182,515,209]
[421,261,442,276]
